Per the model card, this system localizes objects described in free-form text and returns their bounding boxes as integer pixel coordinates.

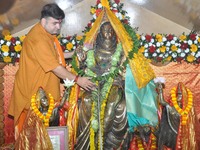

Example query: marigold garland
[170,87,193,125]
[31,93,54,127]
[90,102,96,149]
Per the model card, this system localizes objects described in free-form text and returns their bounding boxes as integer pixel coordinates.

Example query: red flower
[15,58,20,62]
[189,33,197,41]
[166,34,174,41]
[96,0,100,4]
[96,9,102,16]
[156,57,163,62]
[11,37,16,44]
[112,9,118,13]
[9,45,15,52]
[196,58,200,63]
[114,0,120,4]
[61,45,65,51]
[145,34,152,42]
[66,36,71,40]
[176,57,183,62]
[149,45,156,53]
[87,22,92,28]
[123,19,129,24]
[180,43,188,50]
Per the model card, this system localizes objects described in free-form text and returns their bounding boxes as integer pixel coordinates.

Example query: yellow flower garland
[31,93,54,127]
[170,87,193,125]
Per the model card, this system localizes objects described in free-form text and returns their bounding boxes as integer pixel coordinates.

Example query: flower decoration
[170,86,193,125]
[153,77,165,83]
[0,34,23,63]
[139,32,200,64]
[31,93,55,127]
[82,0,130,34]
[63,78,75,88]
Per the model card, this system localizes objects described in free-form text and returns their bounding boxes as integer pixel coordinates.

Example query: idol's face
[101,24,115,40]
[40,97,49,108]
[42,17,62,35]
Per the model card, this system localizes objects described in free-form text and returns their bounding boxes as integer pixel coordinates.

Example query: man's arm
[52,65,95,91]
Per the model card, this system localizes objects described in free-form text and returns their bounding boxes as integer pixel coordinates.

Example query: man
[8,3,95,139]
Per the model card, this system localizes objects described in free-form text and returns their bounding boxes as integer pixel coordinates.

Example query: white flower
[194,40,198,44]
[62,39,67,43]
[177,48,181,53]
[188,40,193,45]
[63,78,75,87]
[170,40,175,44]
[156,49,160,53]
[144,52,149,57]
[164,53,169,57]
[196,51,200,57]
[151,39,154,43]
[172,53,177,58]
[173,37,177,41]
[156,42,161,47]
[154,77,165,83]
[11,52,15,56]
[113,3,118,8]
[6,41,11,46]
[141,36,146,41]
[185,48,190,53]
[0,40,4,44]
[159,54,163,57]
[17,54,20,58]
[116,13,122,19]
[166,41,171,46]
[162,37,167,42]
[93,14,97,19]
[149,43,153,46]
[175,43,180,46]
[3,52,9,56]
[144,44,148,48]
[72,40,75,44]
[180,52,186,57]
[16,41,21,45]
[152,53,157,57]
[98,3,102,8]
[191,52,195,56]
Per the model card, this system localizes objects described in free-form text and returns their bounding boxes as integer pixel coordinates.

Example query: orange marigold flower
[179,34,186,41]
[136,33,140,40]
[160,46,166,53]
[171,45,177,51]
[1,45,9,52]
[76,35,82,41]
[66,42,73,51]
[190,44,197,52]
[138,46,145,53]
[156,34,163,42]
[187,55,195,62]
[20,35,26,42]
[3,56,12,63]
[90,8,96,14]
[14,44,22,52]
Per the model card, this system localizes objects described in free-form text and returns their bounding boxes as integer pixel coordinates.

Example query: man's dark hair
[40,3,65,20]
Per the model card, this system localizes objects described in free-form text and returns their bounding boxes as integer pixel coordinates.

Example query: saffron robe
[8,23,61,125]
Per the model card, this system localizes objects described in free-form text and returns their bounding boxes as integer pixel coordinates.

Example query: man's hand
[76,76,96,91]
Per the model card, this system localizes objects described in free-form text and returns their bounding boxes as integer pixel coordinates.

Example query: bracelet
[74,75,79,83]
